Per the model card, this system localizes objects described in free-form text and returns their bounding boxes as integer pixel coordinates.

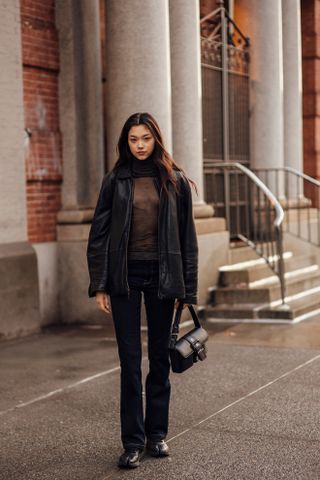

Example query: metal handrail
[204,162,286,304]
[213,162,285,224]
[253,167,320,247]
[284,167,320,187]
[253,166,320,190]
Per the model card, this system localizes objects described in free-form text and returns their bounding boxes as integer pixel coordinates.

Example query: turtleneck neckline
[131,154,158,177]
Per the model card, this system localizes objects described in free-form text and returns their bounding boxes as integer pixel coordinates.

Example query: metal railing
[204,162,286,304]
[253,167,320,247]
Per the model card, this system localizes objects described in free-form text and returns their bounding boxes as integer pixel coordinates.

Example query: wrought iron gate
[200,0,251,237]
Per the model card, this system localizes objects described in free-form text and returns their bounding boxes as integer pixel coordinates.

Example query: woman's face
[128,124,155,160]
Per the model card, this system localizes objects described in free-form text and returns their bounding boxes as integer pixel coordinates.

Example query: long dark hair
[112,112,198,197]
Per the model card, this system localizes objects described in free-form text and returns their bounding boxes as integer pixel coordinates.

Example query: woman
[86,112,199,469]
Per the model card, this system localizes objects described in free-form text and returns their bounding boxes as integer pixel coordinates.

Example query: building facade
[0,0,318,338]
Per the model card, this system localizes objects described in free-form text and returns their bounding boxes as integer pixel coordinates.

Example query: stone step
[219,254,317,286]
[206,286,320,321]
[206,303,263,320]
[249,263,319,288]
[206,242,320,322]
[227,249,293,270]
[212,270,320,304]
[229,245,261,263]
[258,288,320,320]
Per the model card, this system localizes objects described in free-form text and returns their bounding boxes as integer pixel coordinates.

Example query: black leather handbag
[169,302,209,373]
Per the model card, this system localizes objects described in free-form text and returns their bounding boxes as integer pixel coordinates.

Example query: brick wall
[301,0,320,180]
[21,0,62,242]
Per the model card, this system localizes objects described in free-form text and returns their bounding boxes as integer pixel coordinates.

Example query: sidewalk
[1,316,320,480]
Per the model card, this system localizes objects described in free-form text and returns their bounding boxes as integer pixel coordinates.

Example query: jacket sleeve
[86,171,115,297]
[177,174,199,305]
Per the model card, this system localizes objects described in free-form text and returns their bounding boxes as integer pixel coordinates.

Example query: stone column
[0,0,40,338]
[56,0,104,225]
[104,0,173,166]
[55,0,105,325]
[282,0,304,201]
[169,0,214,219]
[103,0,171,326]
[0,1,27,244]
[236,0,285,198]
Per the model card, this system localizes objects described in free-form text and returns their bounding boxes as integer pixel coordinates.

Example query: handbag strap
[171,302,201,335]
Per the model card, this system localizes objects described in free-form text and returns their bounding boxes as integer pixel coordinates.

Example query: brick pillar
[301,0,320,181]
[21,0,62,243]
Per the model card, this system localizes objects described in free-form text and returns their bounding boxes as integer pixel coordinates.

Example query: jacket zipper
[126,178,134,299]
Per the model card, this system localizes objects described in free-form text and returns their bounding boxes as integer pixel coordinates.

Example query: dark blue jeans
[109,259,175,451]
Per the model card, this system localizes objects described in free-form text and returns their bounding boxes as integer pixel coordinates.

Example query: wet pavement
[0,315,320,480]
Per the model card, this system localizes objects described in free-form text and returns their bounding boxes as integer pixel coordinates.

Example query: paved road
[1,316,320,480]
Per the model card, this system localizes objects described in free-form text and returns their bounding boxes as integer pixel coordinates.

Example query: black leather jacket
[86,163,199,304]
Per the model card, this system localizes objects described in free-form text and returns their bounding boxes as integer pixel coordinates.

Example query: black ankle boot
[146,439,170,457]
[118,448,144,468]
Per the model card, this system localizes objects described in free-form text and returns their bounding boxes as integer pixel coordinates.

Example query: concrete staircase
[204,243,320,323]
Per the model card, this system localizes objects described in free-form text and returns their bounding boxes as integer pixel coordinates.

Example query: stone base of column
[57,209,94,224]
[279,196,311,209]
[0,242,41,339]
[57,209,93,242]
[56,203,229,321]
[193,202,227,235]
[57,209,112,325]
[57,203,225,239]
[193,202,215,218]
[195,217,227,235]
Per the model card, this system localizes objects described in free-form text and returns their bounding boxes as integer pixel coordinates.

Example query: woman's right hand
[95,291,111,314]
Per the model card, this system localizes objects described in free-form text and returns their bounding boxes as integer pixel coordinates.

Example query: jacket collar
[116,164,132,179]
[116,164,162,195]
[116,162,161,182]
